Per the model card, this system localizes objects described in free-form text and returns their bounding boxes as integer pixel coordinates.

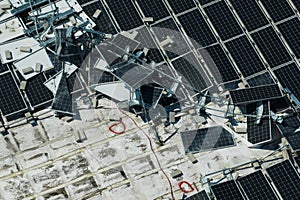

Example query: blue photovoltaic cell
[204,1,243,41]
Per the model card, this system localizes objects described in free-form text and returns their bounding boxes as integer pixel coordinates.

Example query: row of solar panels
[187,158,300,200]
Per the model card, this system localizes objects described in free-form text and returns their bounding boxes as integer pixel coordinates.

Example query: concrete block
[5,50,12,60]
[0,3,11,10]
[20,46,32,53]
[22,67,34,75]
[35,63,43,72]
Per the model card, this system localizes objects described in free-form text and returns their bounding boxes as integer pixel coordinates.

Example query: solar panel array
[181,126,235,153]
[230,84,282,105]
[237,170,278,200]
[266,160,300,199]
[277,116,300,136]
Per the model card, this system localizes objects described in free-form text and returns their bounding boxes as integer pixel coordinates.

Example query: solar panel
[52,74,72,114]
[181,126,236,153]
[261,0,295,22]
[186,190,210,200]
[230,84,282,105]
[251,27,292,68]
[152,18,191,60]
[231,0,269,32]
[294,156,300,167]
[166,0,196,14]
[198,0,216,5]
[111,62,153,89]
[110,34,140,56]
[177,9,217,48]
[286,131,300,152]
[198,44,239,84]
[237,170,278,200]
[0,72,27,116]
[25,73,54,108]
[277,18,300,59]
[67,72,84,94]
[274,63,300,100]
[225,36,266,77]
[134,27,164,63]
[277,116,300,136]
[82,1,117,34]
[136,0,170,21]
[211,180,245,200]
[266,160,300,199]
[246,72,275,87]
[171,52,210,92]
[292,0,300,11]
[0,62,8,74]
[204,1,243,41]
[105,0,143,31]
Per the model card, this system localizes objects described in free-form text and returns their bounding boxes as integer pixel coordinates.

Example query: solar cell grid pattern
[111,34,140,56]
[181,126,235,153]
[52,75,72,113]
[140,86,163,106]
[292,0,300,11]
[246,72,274,87]
[198,44,239,83]
[247,117,271,144]
[211,180,245,200]
[152,18,191,59]
[266,160,300,199]
[199,0,218,6]
[82,1,117,34]
[186,190,210,200]
[171,52,209,92]
[136,0,170,21]
[134,27,164,63]
[286,131,300,152]
[251,27,292,68]
[25,73,54,107]
[277,18,300,58]
[67,72,84,93]
[204,1,243,41]
[230,0,269,31]
[105,0,143,31]
[0,62,8,73]
[277,116,300,136]
[237,171,278,200]
[225,36,265,77]
[177,9,217,48]
[294,156,300,167]
[261,0,295,22]
[166,0,196,14]
[0,72,27,115]
[274,63,300,100]
[230,84,282,104]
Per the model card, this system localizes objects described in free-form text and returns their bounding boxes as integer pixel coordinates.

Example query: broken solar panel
[24,73,54,108]
[246,72,275,87]
[277,115,300,136]
[151,17,191,60]
[247,101,272,145]
[110,62,153,89]
[0,72,27,116]
[105,0,143,31]
[186,190,210,200]
[229,84,282,105]
[237,170,278,200]
[286,131,300,152]
[266,160,300,199]
[136,0,170,21]
[110,34,140,56]
[181,126,235,153]
[52,74,73,114]
[171,52,211,92]
[211,180,245,200]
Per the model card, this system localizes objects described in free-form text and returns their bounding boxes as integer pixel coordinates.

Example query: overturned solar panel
[230,84,283,105]
[181,126,235,153]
